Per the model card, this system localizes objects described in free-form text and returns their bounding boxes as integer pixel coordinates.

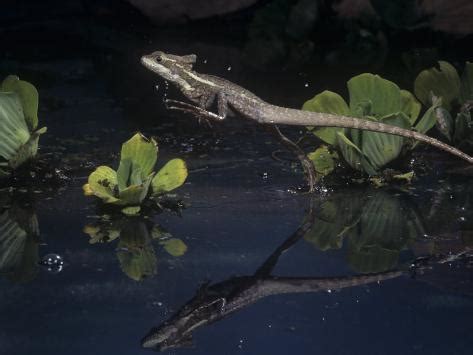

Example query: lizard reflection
[141,199,402,351]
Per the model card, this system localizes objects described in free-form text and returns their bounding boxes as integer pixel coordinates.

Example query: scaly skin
[141,51,473,164]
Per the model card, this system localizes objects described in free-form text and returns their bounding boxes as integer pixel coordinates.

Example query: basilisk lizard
[141,51,473,164]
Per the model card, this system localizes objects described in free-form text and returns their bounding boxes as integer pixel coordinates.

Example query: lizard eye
[155,55,162,62]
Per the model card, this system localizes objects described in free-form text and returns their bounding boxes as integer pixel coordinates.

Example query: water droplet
[227,66,232,71]
[203,59,208,64]
[459,216,466,222]
[327,289,332,293]
[261,172,269,180]
[39,253,64,273]
[304,82,309,87]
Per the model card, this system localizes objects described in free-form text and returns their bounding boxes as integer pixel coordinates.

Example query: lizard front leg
[165,91,228,122]
[166,99,224,121]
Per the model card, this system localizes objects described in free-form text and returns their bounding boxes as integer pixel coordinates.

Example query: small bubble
[203,59,208,64]
[327,289,332,293]
[304,82,309,87]
[227,66,232,71]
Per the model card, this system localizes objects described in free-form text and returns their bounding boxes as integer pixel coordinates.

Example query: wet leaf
[160,238,188,257]
[414,103,439,137]
[152,159,188,196]
[120,173,153,205]
[361,114,410,171]
[85,166,119,204]
[307,146,337,176]
[336,131,375,174]
[414,61,461,109]
[348,73,401,117]
[1,75,39,130]
[120,133,158,177]
[0,93,31,161]
[8,127,47,169]
[302,90,350,145]
[400,90,421,125]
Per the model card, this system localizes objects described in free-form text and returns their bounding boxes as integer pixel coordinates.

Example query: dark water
[1,14,473,355]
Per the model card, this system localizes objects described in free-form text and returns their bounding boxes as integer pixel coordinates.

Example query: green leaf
[302,90,349,145]
[8,127,47,169]
[0,92,31,162]
[120,133,158,178]
[414,104,439,135]
[117,158,132,192]
[348,73,401,117]
[460,61,473,103]
[307,146,337,176]
[85,166,119,204]
[400,90,421,125]
[118,173,153,206]
[302,90,350,115]
[159,238,188,257]
[152,159,188,196]
[1,75,39,130]
[361,114,410,171]
[336,131,373,173]
[414,61,461,109]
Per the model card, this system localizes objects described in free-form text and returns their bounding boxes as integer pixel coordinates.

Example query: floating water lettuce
[83,133,188,215]
[0,75,47,177]
[303,73,437,176]
[414,61,473,147]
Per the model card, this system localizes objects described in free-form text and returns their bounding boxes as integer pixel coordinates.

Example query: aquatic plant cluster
[303,61,473,179]
[83,133,188,215]
[0,77,189,281]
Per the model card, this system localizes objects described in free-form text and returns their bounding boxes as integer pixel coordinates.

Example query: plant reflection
[83,218,187,281]
[304,189,425,272]
[141,188,473,351]
[0,192,40,283]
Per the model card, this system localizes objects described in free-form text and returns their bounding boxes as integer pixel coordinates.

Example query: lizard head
[141,51,197,82]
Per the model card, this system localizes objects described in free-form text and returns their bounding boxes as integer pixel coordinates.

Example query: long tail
[260,105,473,164]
